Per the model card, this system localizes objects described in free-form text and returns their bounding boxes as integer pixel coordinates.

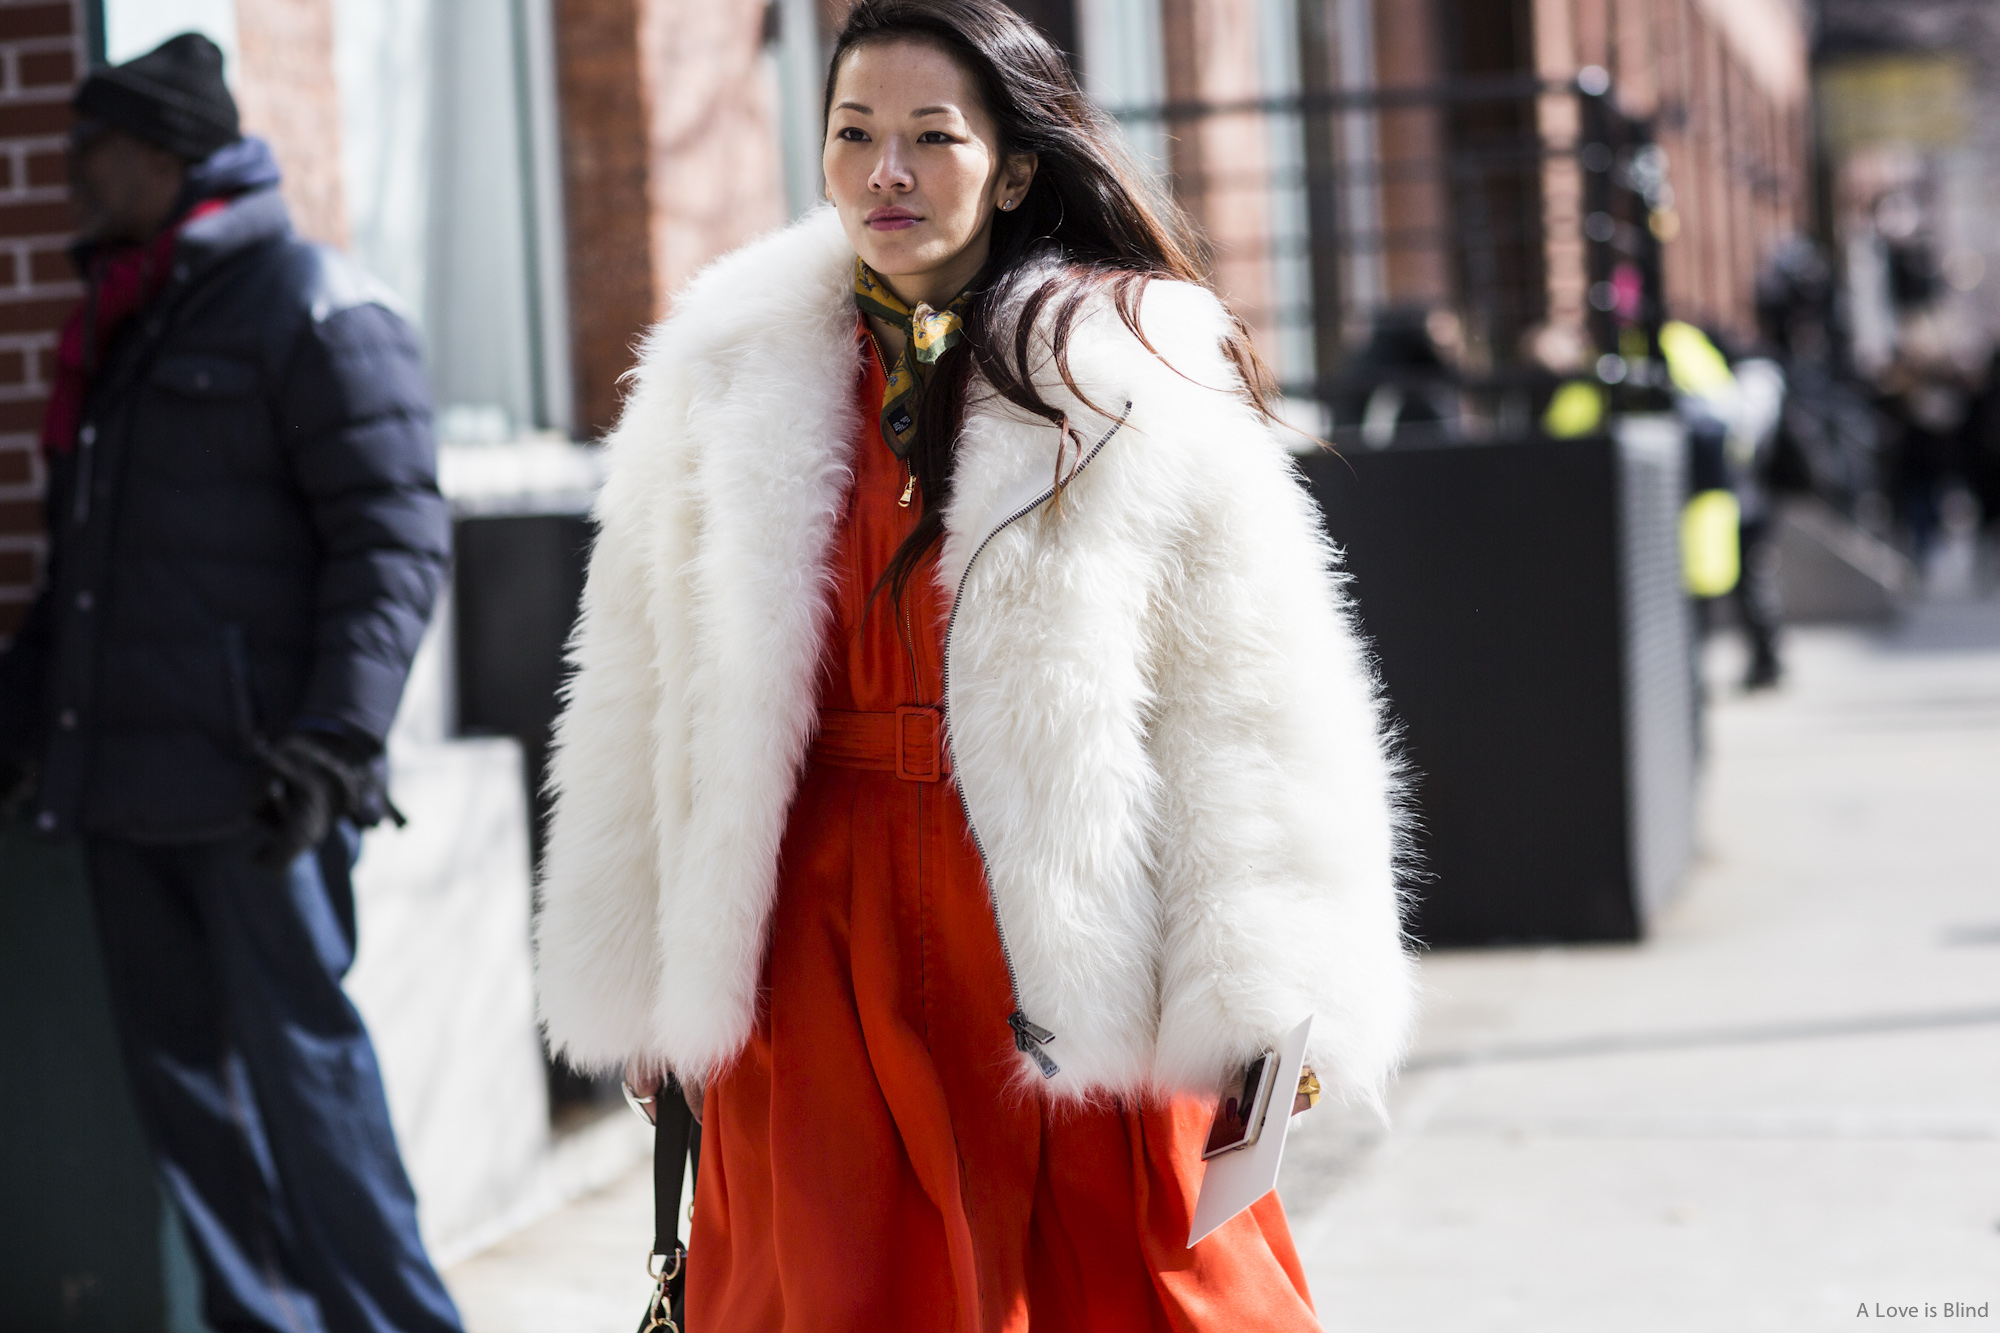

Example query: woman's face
[824,38,1036,307]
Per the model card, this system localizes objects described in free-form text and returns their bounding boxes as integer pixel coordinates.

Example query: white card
[1187,1014,1313,1247]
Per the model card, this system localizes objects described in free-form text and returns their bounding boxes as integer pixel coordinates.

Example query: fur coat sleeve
[1101,285,1414,1105]
[935,278,1416,1107]
[529,350,693,1067]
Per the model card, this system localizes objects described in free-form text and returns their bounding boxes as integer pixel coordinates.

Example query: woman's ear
[998,151,1039,208]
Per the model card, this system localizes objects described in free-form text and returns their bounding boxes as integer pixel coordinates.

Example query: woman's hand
[622,1055,704,1126]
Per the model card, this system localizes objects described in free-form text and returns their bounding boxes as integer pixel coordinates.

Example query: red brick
[235,0,348,246]
[0,295,75,333]
[17,48,75,89]
[0,5,74,41]
[0,497,43,533]
[0,394,49,432]
[34,345,54,381]
[0,199,74,235]
[0,348,24,384]
[0,600,29,636]
[557,0,657,438]
[28,248,70,285]
[0,548,35,584]
[0,443,30,484]
[25,149,65,189]
[0,252,17,288]
[0,101,72,139]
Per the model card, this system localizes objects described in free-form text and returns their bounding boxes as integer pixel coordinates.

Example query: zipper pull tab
[1008,1010,1059,1078]
[73,422,97,525]
[898,468,915,509]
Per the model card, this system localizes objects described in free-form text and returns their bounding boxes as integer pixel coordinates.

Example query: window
[99,0,573,441]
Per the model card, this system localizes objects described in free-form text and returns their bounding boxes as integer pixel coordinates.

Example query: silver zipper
[940,402,1131,1079]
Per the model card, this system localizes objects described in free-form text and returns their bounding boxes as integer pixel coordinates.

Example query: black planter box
[1297,419,1695,945]
[451,512,593,867]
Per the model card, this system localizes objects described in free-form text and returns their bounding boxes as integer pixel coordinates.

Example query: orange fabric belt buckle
[894,705,948,783]
[809,707,951,782]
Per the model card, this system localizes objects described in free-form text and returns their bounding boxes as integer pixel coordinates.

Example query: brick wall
[1159,0,1278,352]
[553,0,657,441]
[0,0,82,644]
[235,0,348,247]
[1374,0,1451,308]
[636,0,787,316]
[1521,0,1808,344]
[1589,0,1809,340]
[1641,0,1809,339]
[552,0,787,440]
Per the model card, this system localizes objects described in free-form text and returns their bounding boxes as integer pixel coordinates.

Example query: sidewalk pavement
[1283,599,2000,1329]
[446,1152,656,1331]
[443,601,2000,1330]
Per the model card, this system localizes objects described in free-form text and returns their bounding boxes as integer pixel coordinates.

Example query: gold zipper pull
[898,468,915,509]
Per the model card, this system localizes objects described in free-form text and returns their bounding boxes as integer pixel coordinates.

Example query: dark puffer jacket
[0,185,448,843]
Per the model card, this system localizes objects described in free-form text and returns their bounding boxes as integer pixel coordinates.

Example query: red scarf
[40,198,229,457]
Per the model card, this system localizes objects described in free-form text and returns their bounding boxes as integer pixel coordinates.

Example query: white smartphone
[1200,1049,1280,1160]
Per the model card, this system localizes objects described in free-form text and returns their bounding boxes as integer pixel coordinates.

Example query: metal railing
[1110,73,1674,443]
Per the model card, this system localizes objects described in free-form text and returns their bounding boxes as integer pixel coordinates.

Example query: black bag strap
[639,1076,700,1332]
[654,1075,699,1253]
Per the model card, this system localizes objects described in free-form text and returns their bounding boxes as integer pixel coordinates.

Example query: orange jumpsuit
[687,320,1320,1332]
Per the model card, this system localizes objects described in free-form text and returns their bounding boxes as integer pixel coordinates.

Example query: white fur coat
[534,208,1414,1107]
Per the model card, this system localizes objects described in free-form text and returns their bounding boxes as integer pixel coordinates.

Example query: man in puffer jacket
[0,35,462,1332]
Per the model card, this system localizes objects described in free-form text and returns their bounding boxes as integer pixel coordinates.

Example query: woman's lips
[866,207,920,231]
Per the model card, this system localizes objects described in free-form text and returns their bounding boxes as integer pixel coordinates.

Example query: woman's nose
[870,138,912,192]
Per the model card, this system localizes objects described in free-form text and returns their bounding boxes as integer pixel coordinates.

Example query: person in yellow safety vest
[1662,320,1788,687]
[1541,322,1786,687]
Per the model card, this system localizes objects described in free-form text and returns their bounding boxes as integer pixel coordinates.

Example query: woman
[535,1,1413,1326]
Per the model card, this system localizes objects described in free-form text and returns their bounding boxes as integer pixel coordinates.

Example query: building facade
[0,0,89,646]
[0,0,1811,638]
[1813,0,2000,365]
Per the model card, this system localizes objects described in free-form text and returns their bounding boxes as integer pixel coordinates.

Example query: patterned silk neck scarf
[854,258,973,458]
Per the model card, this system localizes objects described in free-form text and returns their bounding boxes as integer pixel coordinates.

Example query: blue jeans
[86,825,462,1333]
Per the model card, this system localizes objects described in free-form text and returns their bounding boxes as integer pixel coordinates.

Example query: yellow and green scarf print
[854,258,972,458]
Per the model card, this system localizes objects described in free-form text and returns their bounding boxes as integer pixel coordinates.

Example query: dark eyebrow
[832,101,956,119]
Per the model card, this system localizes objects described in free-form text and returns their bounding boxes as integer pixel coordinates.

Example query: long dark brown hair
[827,0,1277,604]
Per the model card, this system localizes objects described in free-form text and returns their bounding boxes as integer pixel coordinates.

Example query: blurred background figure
[1663,319,1788,689]
[0,34,461,1333]
[1871,222,1990,572]
[1755,233,1882,519]
[1961,348,2000,571]
[1820,34,2000,594]
[1328,305,1463,447]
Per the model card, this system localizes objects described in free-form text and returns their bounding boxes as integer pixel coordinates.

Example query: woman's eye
[835,126,869,142]
[917,131,956,145]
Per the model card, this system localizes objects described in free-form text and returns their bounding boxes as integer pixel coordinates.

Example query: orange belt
[810,706,950,783]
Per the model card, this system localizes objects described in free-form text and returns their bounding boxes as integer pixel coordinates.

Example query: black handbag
[638,1076,701,1332]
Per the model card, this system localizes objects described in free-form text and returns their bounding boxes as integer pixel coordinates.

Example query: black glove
[253,730,383,867]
